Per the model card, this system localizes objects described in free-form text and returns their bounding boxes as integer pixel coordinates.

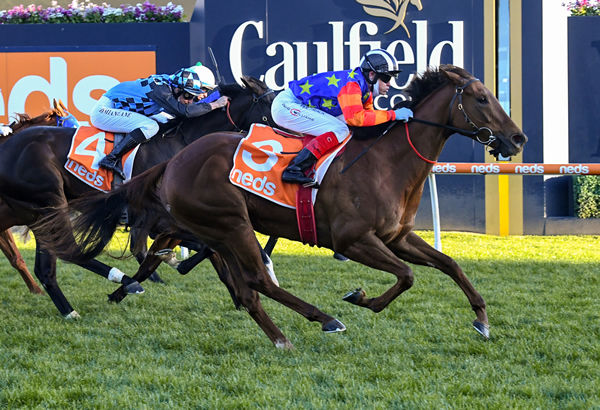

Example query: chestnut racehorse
[39,66,526,348]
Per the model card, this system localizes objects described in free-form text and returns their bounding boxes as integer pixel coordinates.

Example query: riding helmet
[359,49,401,84]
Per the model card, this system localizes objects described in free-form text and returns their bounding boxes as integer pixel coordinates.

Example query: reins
[342,77,498,171]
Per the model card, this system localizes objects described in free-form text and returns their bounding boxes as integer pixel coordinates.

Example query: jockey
[271,48,413,186]
[90,63,230,179]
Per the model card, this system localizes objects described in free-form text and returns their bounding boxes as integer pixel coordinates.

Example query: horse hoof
[473,320,490,339]
[148,272,165,284]
[333,253,349,261]
[322,318,346,333]
[125,281,145,294]
[342,288,365,305]
[107,292,123,303]
[274,339,294,349]
[64,311,81,320]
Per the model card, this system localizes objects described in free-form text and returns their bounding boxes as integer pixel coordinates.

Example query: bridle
[226,89,276,132]
[410,78,497,146]
[405,78,499,164]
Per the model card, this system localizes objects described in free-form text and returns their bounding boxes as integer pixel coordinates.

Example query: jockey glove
[0,125,12,136]
[394,107,413,122]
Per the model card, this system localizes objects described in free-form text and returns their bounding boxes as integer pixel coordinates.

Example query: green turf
[1,231,598,408]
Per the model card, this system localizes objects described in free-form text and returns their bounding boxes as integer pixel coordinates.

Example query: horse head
[220,76,276,131]
[439,65,527,159]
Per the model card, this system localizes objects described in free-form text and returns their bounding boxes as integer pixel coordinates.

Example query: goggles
[377,73,393,83]
[179,88,211,102]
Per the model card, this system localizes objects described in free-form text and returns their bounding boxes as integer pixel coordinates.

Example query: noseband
[226,89,275,131]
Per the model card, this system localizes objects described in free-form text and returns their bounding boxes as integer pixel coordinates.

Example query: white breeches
[90,96,159,139]
[271,88,348,143]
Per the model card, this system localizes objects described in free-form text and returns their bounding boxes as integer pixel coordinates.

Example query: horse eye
[478,96,488,104]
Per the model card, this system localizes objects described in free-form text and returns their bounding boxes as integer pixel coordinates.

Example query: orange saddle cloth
[229,123,350,208]
[64,126,138,192]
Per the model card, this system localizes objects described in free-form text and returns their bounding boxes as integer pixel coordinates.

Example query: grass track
[0,231,598,408]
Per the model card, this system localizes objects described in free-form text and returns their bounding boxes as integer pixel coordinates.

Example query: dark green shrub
[573,175,600,218]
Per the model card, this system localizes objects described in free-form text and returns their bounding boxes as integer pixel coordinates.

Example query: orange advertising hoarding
[0,51,155,124]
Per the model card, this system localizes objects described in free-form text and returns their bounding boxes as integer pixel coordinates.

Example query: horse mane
[403,64,471,107]
[218,82,246,98]
[219,75,270,97]
[7,110,58,134]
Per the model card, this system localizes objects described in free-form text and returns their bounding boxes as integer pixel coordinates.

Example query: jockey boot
[281,148,317,185]
[98,128,146,179]
[281,131,340,186]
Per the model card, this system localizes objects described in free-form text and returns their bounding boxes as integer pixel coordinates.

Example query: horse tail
[34,162,169,263]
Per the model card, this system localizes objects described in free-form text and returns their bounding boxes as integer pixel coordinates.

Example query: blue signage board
[568,16,600,163]
[197,0,489,231]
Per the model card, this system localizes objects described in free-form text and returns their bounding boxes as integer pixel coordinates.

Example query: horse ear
[240,76,251,89]
[441,68,463,85]
[56,100,68,117]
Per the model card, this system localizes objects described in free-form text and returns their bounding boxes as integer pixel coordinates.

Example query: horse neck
[364,83,456,190]
[389,83,455,167]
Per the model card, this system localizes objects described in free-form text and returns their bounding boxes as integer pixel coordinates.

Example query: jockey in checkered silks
[90,63,230,179]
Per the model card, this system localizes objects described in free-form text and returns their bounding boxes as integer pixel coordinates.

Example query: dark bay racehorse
[39,65,526,348]
[0,77,275,318]
[0,99,73,295]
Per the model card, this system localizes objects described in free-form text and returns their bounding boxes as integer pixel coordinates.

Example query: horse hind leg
[0,229,44,294]
[216,246,294,349]
[34,245,79,318]
[220,229,346,346]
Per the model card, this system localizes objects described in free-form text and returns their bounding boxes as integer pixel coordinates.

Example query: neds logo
[560,164,589,174]
[431,163,456,173]
[0,51,155,124]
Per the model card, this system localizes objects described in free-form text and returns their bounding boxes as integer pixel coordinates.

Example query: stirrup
[100,161,125,179]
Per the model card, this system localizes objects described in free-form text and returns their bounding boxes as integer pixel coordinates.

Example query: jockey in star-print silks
[271,48,414,186]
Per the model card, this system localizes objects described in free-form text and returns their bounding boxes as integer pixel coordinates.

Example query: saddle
[230,123,351,245]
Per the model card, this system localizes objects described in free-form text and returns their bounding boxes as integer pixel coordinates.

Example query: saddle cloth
[64,126,139,192]
[229,123,351,209]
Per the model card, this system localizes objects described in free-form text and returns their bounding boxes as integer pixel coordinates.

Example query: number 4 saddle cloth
[229,123,351,209]
[64,126,139,192]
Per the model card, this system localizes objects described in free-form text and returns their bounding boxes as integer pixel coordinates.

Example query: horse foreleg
[337,233,415,313]
[130,227,164,284]
[108,235,178,303]
[0,229,43,294]
[177,239,277,286]
[388,232,489,338]
[34,245,78,318]
[76,259,144,296]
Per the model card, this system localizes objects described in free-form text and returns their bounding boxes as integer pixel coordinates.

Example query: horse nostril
[511,133,527,146]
